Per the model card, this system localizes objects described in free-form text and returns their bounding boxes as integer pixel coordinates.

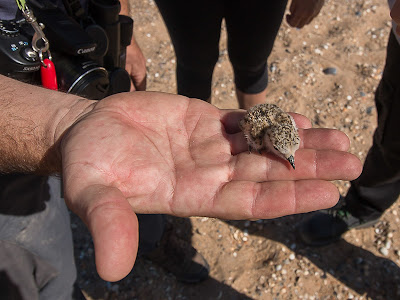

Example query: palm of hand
[63,92,236,218]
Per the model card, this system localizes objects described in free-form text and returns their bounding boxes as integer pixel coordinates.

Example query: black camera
[0,0,133,100]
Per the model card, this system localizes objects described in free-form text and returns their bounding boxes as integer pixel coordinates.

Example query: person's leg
[0,175,77,300]
[345,30,400,220]
[224,0,288,109]
[298,31,400,246]
[235,88,268,110]
[154,0,224,101]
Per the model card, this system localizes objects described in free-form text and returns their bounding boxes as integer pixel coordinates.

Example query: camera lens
[68,67,109,100]
[54,54,110,100]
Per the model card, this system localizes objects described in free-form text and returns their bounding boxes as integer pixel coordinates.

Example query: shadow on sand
[72,210,400,299]
[71,213,252,300]
[225,213,400,300]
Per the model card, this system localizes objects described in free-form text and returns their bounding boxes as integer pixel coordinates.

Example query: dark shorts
[155,0,288,100]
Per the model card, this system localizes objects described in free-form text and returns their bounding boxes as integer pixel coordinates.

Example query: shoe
[144,228,209,283]
[298,197,379,247]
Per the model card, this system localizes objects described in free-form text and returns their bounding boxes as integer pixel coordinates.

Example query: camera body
[0,0,133,100]
[0,19,41,82]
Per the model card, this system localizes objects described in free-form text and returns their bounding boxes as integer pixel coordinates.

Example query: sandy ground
[71,0,400,299]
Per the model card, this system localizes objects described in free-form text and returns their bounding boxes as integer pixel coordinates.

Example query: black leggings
[155,0,288,100]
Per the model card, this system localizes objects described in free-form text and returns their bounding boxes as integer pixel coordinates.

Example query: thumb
[73,185,139,282]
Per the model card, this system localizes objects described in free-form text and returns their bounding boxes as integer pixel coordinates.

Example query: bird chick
[239,103,300,169]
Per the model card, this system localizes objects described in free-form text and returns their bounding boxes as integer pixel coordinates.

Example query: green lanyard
[15,0,26,11]
[14,0,51,63]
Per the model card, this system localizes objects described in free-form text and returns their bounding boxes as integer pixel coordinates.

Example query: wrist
[0,75,96,174]
[46,96,96,173]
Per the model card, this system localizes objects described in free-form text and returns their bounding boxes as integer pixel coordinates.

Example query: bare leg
[236,88,267,110]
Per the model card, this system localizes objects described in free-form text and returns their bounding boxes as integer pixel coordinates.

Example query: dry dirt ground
[71,0,400,299]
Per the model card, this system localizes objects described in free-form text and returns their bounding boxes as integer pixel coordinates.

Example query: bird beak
[287,155,295,169]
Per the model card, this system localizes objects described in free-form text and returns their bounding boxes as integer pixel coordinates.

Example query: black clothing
[155,0,288,100]
[346,31,400,220]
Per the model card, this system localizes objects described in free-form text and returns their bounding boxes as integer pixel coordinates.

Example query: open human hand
[59,91,362,281]
[286,0,325,29]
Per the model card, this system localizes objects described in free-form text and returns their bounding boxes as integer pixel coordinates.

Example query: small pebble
[314,48,323,55]
[380,247,389,256]
[323,67,337,75]
[385,240,392,249]
[366,106,374,114]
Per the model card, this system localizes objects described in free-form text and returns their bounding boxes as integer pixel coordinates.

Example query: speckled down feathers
[239,103,300,165]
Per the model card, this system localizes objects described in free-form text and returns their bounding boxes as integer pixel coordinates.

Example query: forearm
[0,75,95,174]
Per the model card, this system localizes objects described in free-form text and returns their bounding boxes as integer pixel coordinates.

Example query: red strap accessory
[40,58,58,90]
